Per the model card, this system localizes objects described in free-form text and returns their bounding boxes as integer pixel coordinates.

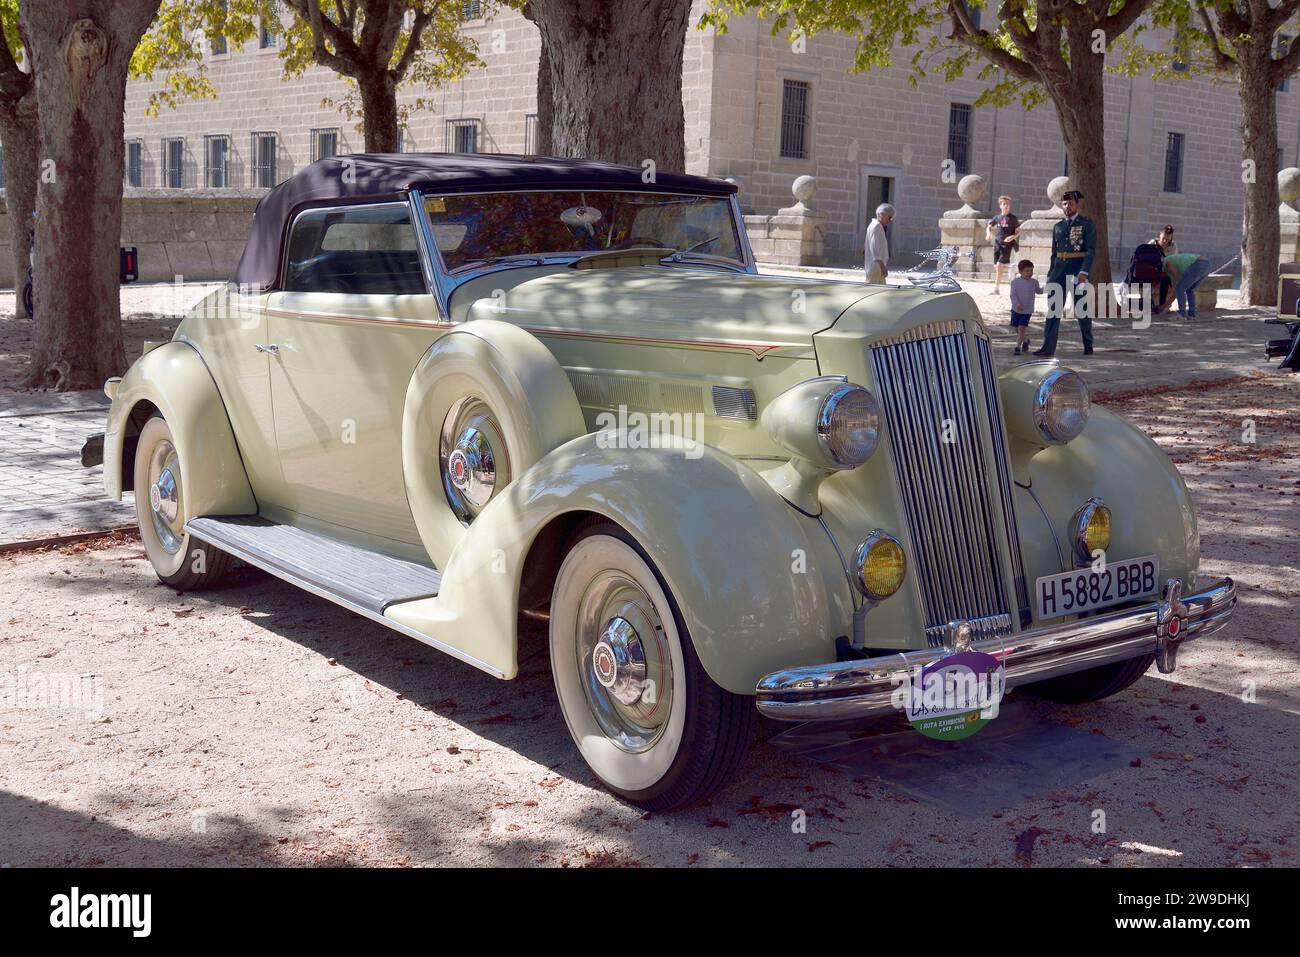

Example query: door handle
[255,343,279,356]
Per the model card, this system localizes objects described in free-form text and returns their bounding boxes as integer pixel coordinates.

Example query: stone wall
[94,7,1262,278]
[0,188,263,285]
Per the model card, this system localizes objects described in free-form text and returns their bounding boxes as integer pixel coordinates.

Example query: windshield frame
[410,187,757,318]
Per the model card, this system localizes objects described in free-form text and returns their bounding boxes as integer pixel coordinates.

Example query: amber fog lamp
[1071,497,1111,563]
[854,531,906,600]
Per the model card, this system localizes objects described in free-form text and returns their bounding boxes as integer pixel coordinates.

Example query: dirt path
[1,376,1296,867]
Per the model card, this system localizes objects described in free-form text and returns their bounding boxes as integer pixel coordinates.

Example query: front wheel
[133,414,232,590]
[21,269,33,318]
[548,522,753,811]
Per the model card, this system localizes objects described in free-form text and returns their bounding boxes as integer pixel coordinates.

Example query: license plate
[1035,555,1159,619]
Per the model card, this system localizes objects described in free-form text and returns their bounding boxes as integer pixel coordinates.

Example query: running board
[186,516,441,613]
[185,516,504,678]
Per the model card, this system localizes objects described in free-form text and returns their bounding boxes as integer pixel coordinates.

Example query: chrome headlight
[853,530,906,600]
[1071,497,1111,563]
[1033,368,1090,444]
[817,384,881,467]
[762,377,880,470]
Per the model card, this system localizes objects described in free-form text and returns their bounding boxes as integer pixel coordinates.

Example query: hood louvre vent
[711,385,758,420]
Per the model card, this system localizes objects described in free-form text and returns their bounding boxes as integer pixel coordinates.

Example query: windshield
[422,190,744,272]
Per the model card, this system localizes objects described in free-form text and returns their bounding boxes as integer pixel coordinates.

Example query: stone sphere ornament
[779,174,817,215]
[1278,167,1300,203]
[943,173,987,218]
[957,174,987,207]
[1278,167,1300,223]
[1047,175,1074,207]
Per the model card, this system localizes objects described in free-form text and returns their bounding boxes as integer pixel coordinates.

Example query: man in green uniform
[1035,189,1096,357]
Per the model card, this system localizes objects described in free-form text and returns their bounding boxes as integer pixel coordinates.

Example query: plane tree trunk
[528,0,690,173]
[1237,46,1281,306]
[0,89,38,321]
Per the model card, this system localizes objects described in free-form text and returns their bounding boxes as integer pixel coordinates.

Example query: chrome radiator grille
[869,322,1026,647]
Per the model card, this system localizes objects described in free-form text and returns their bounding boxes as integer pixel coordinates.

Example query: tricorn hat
[1061,189,1084,201]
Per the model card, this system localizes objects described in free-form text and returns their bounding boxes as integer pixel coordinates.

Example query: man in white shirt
[865,203,894,283]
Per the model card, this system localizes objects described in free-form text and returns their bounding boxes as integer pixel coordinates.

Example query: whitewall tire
[133,414,232,590]
[549,521,753,810]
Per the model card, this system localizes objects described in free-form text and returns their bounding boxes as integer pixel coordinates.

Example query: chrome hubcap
[147,440,184,554]
[576,576,673,753]
[440,398,510,524]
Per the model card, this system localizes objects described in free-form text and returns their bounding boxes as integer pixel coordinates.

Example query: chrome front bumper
[755,578,1237,721]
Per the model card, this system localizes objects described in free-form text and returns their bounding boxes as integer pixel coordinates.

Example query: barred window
[461,0,482,21]
[446,118,481,154]
[1163,132,1185,194]
[779,79,810,160]
[204,135,230,188]
[211,0,228,55]
[524,113,539,154]
[126,141,143,187]
[312,127,340,162]
[1278,35,1292,92]
[162,137,185,188]
[947,103,972,176]
[260,17,277,49]
[251,131,278,188]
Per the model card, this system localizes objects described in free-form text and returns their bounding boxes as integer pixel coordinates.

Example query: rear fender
[103,340,256,518]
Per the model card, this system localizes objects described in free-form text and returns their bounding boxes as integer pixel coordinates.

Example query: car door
[187,282,287,507]
[266,200,448,554]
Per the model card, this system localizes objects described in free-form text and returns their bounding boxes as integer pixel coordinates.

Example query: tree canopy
[130,1,483,135]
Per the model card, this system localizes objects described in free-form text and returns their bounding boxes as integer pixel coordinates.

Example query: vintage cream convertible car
[89,154,1237,810]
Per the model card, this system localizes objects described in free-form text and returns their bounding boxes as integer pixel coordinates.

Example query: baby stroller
[1121,242,1167,311]
[1265,316,1300,372]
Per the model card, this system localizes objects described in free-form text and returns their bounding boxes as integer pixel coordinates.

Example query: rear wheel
[133,414,232,590]
[1024,652,1154,704]
[548,522,752,811]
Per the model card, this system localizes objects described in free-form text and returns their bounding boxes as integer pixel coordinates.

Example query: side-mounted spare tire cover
[402,319,587,569]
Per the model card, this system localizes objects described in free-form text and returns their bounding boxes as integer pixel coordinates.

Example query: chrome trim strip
[408,189,451,321]
[870,319,964,349]
[185,517,506,679]
[1025,483,1066,569]
[977,337,1031,626]
[730,193,760,273]
[755,578,1237,720]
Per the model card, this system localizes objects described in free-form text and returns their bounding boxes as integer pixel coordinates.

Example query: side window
[283,203,425,295]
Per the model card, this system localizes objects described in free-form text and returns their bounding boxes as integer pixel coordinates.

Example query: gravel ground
[1,374,1296,867]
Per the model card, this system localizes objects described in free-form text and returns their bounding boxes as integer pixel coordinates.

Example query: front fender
[385,435,855,693]
[103,340,256,518]
[1023,405,1199,589]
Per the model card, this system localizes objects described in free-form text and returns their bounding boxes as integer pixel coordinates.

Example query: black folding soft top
[232,152,738,290]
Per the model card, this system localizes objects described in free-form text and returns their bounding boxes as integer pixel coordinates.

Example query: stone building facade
[103,2,1288,276]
